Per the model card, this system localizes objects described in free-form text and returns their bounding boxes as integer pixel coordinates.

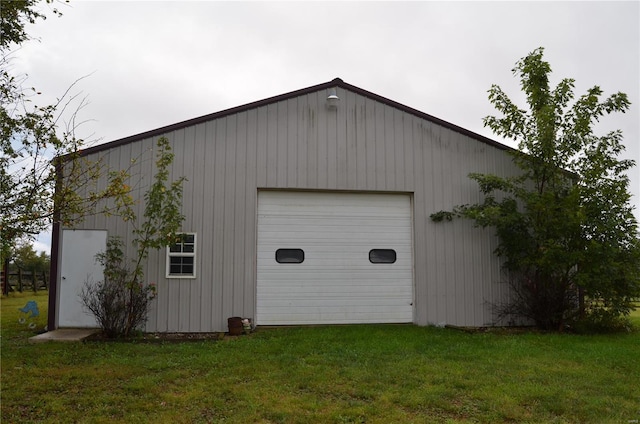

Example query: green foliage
[81,137,185,337]
[1,0,56,255]
[0,0,69,50]
[132,137,186,260]
[432,47,640,331]
[112,136,186,279]
[573,305,634,334]
[1,0,125,260]
[9,242,49,273]
[80,237,157,338]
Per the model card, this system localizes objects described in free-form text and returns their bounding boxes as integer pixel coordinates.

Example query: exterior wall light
[326,87,339,109]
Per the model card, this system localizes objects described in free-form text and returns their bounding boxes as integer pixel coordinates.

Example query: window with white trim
[166,233,196,278]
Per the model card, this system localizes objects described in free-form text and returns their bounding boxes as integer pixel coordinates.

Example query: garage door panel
[260,217,412,226]
[258,283,413,296]
[259,289,413,298]
[257,271,412,283]
[266,309,412,320]
[258,233,410,246]
[264,311,412,325]
[260,217,412,229]
[258,293,412,304]
[257,191,413,325]
[257,247,413,259]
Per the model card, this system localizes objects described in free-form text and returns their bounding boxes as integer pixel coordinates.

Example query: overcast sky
[12,1,640,254]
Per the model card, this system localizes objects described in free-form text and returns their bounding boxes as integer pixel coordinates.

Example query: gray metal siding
[66,86,517,332]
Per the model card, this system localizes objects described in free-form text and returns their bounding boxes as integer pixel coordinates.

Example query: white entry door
[57,229,107,328]
[257,191,414,325]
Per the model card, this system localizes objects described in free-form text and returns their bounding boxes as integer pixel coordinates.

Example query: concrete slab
[29,329,99,343]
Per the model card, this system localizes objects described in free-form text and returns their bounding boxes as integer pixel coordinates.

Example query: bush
[80,238,156,338]
[492,272,580,330]
[572,304,635,334]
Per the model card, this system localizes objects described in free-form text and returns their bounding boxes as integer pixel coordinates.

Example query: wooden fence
[1,267,48,295]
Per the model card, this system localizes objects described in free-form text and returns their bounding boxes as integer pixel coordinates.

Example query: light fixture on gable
[326,87,339,109]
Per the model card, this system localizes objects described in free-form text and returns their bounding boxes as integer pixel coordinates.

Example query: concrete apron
[29,329,99,343]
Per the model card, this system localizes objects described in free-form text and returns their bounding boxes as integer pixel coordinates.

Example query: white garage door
[257,191,413,325]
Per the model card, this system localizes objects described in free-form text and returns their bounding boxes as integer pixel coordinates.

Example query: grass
[2,292,640,423]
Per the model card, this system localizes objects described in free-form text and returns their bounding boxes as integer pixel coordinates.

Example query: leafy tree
[0,0,64,49]
[432,47,640,331]
[81,137,186,338]
[1,0,125,262]
[10,242,49,273]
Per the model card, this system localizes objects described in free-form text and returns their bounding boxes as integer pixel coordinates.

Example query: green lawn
[2,293,639,423]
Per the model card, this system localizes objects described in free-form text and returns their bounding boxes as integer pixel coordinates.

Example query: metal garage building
[49,78,517,332]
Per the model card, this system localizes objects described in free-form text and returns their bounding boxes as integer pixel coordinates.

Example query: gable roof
[79,78,511,157]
